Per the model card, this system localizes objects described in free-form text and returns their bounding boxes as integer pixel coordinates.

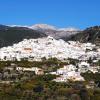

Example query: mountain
[31,24,57,31]
[67,26,100,46]
[31,24,80,39]
[0,24,99,48]
[0,25,46,48]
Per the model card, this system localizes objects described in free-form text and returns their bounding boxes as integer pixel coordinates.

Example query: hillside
[67,26,100,46]
[0,25,46,48]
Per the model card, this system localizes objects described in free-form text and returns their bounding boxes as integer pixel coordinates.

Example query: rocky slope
[31,24,80,39]
[67,26,100,46]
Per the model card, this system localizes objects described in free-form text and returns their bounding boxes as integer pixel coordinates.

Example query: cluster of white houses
[50,64,84,82]
[16,67,44,75]
[50,62,100,82]
[0,36,99,62]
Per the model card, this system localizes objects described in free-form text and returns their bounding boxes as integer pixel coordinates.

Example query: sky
[0,0,100,29]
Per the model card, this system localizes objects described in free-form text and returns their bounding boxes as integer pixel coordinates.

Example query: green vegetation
[0,74,79,100]
[0,59,100,99]
[0,58,68,72]
[68,58,79,65]
[81,71,100,82]
[80,72,100,100]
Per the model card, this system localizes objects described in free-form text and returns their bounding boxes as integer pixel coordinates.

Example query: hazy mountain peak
[30,24,80,32]
[31,24,57,30]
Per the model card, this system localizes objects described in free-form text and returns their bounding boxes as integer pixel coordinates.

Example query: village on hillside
[0,36,99,99]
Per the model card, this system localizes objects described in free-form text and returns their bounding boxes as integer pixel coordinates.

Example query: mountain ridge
[0,25,47,48]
